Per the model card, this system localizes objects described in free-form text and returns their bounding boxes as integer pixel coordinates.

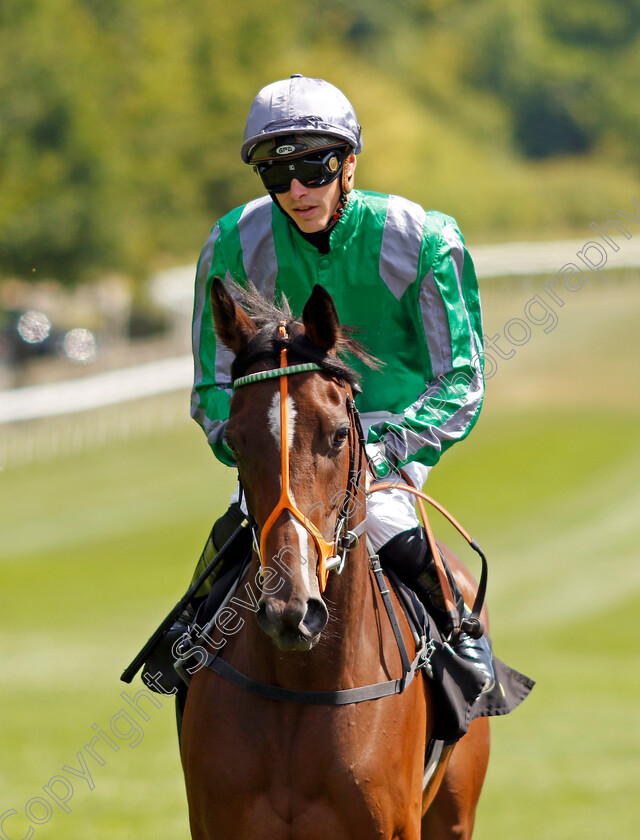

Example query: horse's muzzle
[257,595,328,651]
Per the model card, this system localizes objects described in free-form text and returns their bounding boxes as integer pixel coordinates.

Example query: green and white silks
[191,190,484,477]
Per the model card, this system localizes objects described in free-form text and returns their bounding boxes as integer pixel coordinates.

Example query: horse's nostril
[281,601,307,629]
[303,598,329,635]
[257,596,327,643]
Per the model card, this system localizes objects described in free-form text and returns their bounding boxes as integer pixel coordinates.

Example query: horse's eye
[224,435,239,456]
[332,426,350,448]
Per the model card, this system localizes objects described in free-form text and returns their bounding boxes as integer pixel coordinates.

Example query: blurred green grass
[1,277,639,838]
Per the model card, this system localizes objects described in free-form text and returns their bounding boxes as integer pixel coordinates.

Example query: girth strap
[203,651,426,705]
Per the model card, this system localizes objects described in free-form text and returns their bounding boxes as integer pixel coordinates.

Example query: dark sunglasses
[254,148,349,194]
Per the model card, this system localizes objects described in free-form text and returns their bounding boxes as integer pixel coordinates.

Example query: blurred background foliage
[1,0,638,285]
[2,5,639,837]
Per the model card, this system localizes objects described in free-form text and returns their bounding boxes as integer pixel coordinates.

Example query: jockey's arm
[190,222,237,467]
[366,222,484,478]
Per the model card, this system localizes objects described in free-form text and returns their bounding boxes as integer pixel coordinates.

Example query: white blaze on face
[290,514,313,593]
[267,391,314,594]
[268,391,297,451]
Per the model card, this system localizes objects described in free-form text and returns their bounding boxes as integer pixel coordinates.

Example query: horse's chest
[194,711,415,840]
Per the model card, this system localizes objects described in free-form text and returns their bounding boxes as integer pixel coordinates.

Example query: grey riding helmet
[241,75,362,163]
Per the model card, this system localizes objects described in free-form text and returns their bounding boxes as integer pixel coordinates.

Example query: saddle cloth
[386,570,534,742]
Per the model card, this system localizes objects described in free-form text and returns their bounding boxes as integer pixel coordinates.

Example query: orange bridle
[233,324,357,591]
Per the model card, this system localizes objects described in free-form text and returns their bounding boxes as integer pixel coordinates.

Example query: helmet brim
[242,124,360,163]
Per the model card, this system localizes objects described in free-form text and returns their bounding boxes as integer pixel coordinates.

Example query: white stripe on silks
[190,231,234,449]
[238,197,278,297]
[379,194,426,300]
[191,224,219,419]
[442,224,480,359]
[418,268,452,380]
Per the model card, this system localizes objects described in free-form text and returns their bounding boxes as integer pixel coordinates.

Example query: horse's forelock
[228,280,292,328]
[229,322,365,388]
[226,280,381,385]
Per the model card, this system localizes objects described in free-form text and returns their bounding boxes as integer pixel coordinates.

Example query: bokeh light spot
[63,328,97,363]
[17,311,51,344]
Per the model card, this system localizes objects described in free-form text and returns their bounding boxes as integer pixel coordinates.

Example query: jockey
[154,75,494,696]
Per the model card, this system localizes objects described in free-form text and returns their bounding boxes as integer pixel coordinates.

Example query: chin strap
[329,193,348,225]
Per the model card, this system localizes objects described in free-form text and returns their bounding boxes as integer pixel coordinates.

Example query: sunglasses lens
[256,150,346,193]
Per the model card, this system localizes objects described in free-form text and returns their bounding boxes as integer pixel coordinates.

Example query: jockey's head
[242,76,361,233]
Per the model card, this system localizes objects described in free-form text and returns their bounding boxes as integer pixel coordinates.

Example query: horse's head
[210,278,375,652]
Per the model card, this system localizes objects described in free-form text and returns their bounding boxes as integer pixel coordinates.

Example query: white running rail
[0,356,192,425]
[2,235,640,427]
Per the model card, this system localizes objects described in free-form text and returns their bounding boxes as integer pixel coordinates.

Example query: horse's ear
[210,277,257,354]
[302,284,341,353]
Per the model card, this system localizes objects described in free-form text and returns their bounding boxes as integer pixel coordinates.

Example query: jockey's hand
[365,441,393,480]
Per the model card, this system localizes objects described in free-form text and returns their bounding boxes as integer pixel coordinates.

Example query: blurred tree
[0,0,125,282]
[0,0,637,286]
[465,0,640,160]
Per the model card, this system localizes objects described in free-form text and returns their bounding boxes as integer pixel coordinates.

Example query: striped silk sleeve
[368,222,484,474]
[189,225,237,466]
[189,198,277,466]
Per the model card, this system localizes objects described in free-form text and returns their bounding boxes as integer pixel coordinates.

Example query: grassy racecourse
[1,276,638,839]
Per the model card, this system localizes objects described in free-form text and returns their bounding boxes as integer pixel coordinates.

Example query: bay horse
[180,278,490,840]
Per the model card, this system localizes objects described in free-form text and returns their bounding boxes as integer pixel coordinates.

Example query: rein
[369,479,488,641]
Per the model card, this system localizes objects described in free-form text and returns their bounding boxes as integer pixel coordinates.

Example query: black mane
[227,281,380,387]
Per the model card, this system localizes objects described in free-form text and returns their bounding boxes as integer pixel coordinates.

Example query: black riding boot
[142,502,251,698]
[378,526,495,694]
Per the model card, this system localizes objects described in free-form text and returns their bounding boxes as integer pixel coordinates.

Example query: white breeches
[365,461,430,551]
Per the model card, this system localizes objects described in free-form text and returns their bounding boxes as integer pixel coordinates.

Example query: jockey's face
[276,152,356,234]
[277,176,343,234]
